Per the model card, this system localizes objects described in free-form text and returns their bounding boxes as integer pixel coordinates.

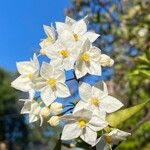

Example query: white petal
[89,46,101,61]
[29,114,39,123]
[73,101,87,113]
[55,22,69,34]
[88,114,108,132]
[20,100,32,114]
[88,60,101,76]
[43,25,56,40]
[56,83,70,98]
[82,31,100,42]
[46,45,60,59]
[54,69,65,83]
[92,86,106,99]
[109,129,131,141]
[29,89,35,99]
[30,102,41,115]
[100,96,123,113]
[16,61,36,75]
[11,75,32,92]
[81,39,91,52]
[32,77,46,90]
[96,136,108,150]
[80,127,97,146]
[72,19,87,35]
[40,62,54,80]
[61,123,81,140]
[58,30,74,45]
[73,109,92,121]
[62,57,75,70]
[32,53,39,70]
[79,82,92,102]
[75,60,87,79]
[41,86,56,106]
[65,16,76,25]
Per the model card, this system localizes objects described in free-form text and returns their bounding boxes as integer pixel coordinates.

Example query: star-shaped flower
[61,108,108,146]
[74,82,123,114]
[75,39,102,79]
[11,54,39,92]
[35,62,70,106]
[96,129,131,149]
[19,92,43,126]
[39,25,56,55]
[45,40,79,70]
[56,16,100,44]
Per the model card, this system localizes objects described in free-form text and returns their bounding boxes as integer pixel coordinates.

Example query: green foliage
[0,68,17,115]
[107,100,149,127]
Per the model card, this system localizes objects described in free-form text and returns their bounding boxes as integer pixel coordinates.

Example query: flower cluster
[11,16,130,148]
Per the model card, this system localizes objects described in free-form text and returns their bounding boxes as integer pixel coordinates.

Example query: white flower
[11,54,39,92]
[45,40,79,70]
[56,16,100,44]
[48,116,60,126]
[65,16,89,26]
[50,102,63,115]
[36,62,70,106]
[96,129,131,150]
[75,39,101,79]
[40,25,56,55]
[74,82,123,114]
[61,109,108,146]
[100,54,114,67]
[20,98,43,126]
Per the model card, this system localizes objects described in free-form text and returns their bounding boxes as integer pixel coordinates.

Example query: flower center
[79,119,87,128]
[40,49,46,55]
[91,97,100,107]
[104,135,112,144]
[60,49,70,58]
[47,79,56,88]
[81,53,90,62]
[73,33,78,41]
[28,73,33,80]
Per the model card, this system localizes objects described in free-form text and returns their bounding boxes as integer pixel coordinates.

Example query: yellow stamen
[40,49,46,55]
[79,119,87,128]
[60,49,70,58]
[91,97,100,107]
[28,73,33,79]
[73,33,78,41]
[47,79,56,88]
[104,135,112,144]
[81,53,90,62]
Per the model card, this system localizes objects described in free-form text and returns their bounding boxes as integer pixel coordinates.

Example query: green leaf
[53,139,62,150]
[140,70,150,78]
[106,100,149,127]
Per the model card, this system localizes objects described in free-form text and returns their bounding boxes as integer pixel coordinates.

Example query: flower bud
[100,54,114,67]
[50,102,63,115]
[48,116,60,126]
[40,107,50,117]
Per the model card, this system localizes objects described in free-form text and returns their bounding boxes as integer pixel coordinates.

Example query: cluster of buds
[11,16,130,149]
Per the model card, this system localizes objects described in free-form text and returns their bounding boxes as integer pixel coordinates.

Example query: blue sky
[0,0,71,71]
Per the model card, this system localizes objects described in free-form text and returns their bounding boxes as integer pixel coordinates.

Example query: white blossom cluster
[11,16,130,148]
